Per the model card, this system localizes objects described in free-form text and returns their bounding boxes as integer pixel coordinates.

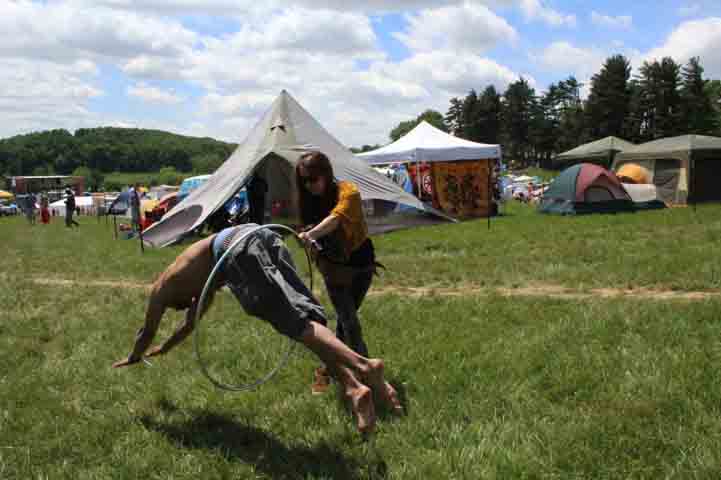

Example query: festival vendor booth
[142,91,451,248]
[357,121,502,218]
[612,134,721,205]
[553,136,635,169]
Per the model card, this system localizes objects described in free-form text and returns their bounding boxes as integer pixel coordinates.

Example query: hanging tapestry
[432,160,490,218]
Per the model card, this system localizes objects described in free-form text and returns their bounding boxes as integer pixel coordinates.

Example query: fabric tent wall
[142,91,451,247]
[612,135,721,205]
[553,136,635,169]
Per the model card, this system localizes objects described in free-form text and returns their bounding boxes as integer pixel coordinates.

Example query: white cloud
[643,18,721,78]
[0,0,198,64]
[591,11,632,29]
[0,58,103,138]
[678,4,701,17]
[81,0,515,15]
[127,83,185,105]
[535,41,605,77]
[519,0,576,27]
[394,3,518,53]
[0,0,529,146]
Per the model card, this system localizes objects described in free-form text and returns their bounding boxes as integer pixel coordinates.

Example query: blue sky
[2,1,721,147]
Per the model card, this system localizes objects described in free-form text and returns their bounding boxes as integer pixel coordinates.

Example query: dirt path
[368,284,721,301]
[24,276,721,302]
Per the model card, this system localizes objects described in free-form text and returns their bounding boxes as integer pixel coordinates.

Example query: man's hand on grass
[112,356,141,368]
[146,345,165,358]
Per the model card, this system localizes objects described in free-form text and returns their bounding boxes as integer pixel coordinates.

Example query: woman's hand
[298,231,314,246]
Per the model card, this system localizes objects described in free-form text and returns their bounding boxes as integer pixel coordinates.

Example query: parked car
[0,202,19,216]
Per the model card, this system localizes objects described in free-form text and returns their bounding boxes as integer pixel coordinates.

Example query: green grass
[3,204,721,478]
[103,171,196,189]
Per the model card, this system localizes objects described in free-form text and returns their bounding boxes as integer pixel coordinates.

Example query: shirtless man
[112,224,401,434]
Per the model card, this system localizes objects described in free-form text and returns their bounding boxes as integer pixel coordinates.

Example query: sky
[2,0,721,147]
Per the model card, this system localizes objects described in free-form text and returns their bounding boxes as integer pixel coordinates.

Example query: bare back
[151,234,217,310]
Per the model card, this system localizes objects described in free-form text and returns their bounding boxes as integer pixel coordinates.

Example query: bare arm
[112,294,165,368]
[147,289,216,357]
[302,214,341,242]
[153,299,198,355]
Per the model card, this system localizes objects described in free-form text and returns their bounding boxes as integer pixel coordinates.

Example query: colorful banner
[407,163,435,203]
[432,160,490,218]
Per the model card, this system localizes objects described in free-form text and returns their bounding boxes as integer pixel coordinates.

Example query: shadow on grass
[139,408,387,479]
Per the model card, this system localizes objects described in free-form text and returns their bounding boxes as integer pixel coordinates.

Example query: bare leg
[299,322,402,414]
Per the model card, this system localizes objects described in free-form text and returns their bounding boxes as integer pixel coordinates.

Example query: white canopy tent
[49,196,93,216]
[357,121,502,165]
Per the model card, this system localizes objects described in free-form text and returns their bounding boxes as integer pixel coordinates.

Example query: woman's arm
[302,214,341,242]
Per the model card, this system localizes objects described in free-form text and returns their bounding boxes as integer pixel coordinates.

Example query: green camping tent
[554,136,635,169]
[539,163,635,215]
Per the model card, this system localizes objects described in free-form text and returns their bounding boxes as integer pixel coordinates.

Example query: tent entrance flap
[693,156,721,202]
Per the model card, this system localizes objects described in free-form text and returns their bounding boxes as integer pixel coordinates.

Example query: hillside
[0,127,237,179]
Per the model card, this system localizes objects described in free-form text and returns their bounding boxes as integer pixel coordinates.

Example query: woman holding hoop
[296,152,379,394]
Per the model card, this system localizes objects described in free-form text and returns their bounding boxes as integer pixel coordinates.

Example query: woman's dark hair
[296,151,338,226]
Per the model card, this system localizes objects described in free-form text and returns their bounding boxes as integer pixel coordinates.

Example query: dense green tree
[444,97,463,135]
[476,86,503,144]
[191,152,225,174]
[555,77,586,153]
[706,79,721,135]
[623,79,644,143]
[459,90,481,141]
[585,55,632,139]
[158,166,183,186]
[501,78,536,166]
[637,57,683,141]
[0,127,235,177]
[681,57,718,134]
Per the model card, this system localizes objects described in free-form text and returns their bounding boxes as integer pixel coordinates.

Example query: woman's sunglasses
[301,174,323,187]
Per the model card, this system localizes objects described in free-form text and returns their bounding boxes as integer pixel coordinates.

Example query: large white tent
[142,91,450,247]
[49,196,93,216]
[357,121,501,165]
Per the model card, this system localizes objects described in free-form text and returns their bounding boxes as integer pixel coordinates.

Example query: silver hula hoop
[193,223,314,392]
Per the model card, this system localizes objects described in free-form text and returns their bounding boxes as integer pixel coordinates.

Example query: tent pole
[487,159,491,230]
[113,215,118,239]
[138,226,145,253]
[692,157,697,213]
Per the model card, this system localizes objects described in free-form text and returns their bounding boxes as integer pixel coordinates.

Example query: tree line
[0,127,236,189]
[386,55,721,167]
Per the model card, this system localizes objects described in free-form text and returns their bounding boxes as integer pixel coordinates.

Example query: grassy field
[103,171,196,190]
[3,202,721,478]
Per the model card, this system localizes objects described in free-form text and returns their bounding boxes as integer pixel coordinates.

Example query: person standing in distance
[64,188,79,228]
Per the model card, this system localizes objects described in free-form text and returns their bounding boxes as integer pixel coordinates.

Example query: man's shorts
[213,225,327,340]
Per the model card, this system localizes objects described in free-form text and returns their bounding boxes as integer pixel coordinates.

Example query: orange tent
[617,163,651,184]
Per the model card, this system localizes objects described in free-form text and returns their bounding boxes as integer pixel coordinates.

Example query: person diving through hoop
[112,223,402,434]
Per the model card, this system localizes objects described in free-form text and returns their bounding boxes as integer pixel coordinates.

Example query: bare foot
[364,359,404,414]
[348,385,376,434]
